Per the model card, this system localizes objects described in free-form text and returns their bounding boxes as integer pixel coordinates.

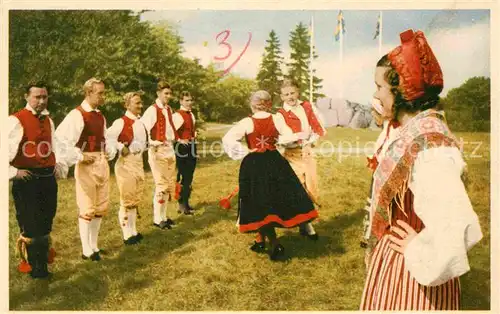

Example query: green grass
[8,128,490,310]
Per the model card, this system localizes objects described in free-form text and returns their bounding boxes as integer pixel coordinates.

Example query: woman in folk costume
[107,92,148,245]
[55,78,117,261]
[360,29,483,310]
[222,90,318,261]
[140,80,178,229]
[277,79,327,240]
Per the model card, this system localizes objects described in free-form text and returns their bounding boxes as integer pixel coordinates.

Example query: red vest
[278,101,325,136]
[10,109,56,168]
[177,110,195,140]
[245,116,278,152]
[75,106,106,152]
[117,115,135,146]
[150,104,178,141]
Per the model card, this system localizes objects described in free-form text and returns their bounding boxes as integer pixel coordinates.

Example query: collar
[25,104,49,116]
[180,105,192,112]
[252,111,271,118]
[155,99,165,109]
[283,100,303,112]
[125,110,139,120]
[81,100,100,112]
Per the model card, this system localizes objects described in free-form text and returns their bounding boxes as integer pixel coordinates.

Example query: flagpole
[309,15,314,104]
[379,11,383,57]
[339,13,344,100]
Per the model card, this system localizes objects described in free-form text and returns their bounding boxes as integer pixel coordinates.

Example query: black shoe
[81,253,99,261]
[250,241,266,253]
[177,204,193,215]
[165,218,176,226]
[154,221,172,229]
[124,237,138,245]
[134,233,144,242]
[91,252,101,261]
[269,244,285,261]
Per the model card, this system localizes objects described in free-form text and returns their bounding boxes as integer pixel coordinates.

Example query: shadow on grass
[460,266,490,310]
[9,199,236,311]
[277,209,365,260]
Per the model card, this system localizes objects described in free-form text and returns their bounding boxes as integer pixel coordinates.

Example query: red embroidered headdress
[388,29,443,101]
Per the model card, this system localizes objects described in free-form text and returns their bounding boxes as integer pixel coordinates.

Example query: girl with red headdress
[360,29,483,310]
[222,90,318,261]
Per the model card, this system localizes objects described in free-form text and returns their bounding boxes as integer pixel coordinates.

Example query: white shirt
[172,106,196,131]
[140,99,176,145]
[222,111,299,160]
[106,110,148,156]
[55,100,116,167]
[402,146,483,286]
[277,100,327,146]
[8,104,66,179]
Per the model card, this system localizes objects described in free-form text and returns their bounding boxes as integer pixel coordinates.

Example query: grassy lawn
[8,128,490,310]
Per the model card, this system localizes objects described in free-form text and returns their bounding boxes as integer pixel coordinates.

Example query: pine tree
[256,30,284,104]
[286,22,324,102]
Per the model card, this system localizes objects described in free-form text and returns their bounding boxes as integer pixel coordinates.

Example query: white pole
[379,11,383,57]
[339,14,344,100]
[309,15,314,104]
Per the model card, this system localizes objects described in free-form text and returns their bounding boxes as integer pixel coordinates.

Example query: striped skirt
[360,235,461,310]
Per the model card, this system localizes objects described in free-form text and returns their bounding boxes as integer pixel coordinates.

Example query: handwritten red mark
[214,30,232,61]
[213,30,252,77]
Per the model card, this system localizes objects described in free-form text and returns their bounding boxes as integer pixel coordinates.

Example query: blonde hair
[250,90,273,112]
[123,91,143,108]
[280,78,300,90]
[83,77,104,96]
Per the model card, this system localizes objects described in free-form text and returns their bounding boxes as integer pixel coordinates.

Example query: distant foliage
[442,77,490,132]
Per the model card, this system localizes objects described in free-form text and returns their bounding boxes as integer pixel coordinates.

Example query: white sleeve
[8,116,23,180]
[50,118,69,179]
[140,106,156,135]
[106,119,125,158]
[404,147,483,286]
[55,109,85,167]
[272,114,299,145]
[222,118,252,160]
[172,112,184,131]
[103,118,116,161]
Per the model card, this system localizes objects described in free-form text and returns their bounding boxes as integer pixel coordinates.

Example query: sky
[141,9,490,105]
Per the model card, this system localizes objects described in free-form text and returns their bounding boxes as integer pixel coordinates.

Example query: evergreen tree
[256,30,284,104]
[286,22,324,102]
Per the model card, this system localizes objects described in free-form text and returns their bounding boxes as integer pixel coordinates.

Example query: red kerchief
[388,29,443,101]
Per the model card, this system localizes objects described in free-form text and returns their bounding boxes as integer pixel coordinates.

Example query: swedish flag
[334,10,346,41]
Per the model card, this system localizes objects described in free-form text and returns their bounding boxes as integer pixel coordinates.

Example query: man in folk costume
[140,80,178,229]
[9,82,67,278]
[360,29,483,310]
[172,91,197,215]
[107,92,148,245]
[55,78,116,261]
[276,79,326,240]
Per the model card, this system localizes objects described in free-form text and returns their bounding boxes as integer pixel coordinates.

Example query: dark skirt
[237,150,317,233]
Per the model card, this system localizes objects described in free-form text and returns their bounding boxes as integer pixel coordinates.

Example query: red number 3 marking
[214,30,232,61]
[214,30,252,76]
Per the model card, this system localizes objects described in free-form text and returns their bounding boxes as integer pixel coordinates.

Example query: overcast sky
[141,9,490,104]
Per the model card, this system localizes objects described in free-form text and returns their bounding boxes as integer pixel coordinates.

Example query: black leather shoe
[154,221,172,229]
[165,218,176,226]
[269,244,285,261]
[250,241,266,253]
[91,252,101,261]
[134,233,144,242]
[124,237,138,245]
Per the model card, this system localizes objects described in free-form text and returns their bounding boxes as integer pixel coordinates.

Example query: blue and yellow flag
[334,10,346,41]
[373,13,381,39]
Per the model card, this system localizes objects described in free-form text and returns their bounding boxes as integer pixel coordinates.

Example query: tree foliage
[442,76,490,132]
